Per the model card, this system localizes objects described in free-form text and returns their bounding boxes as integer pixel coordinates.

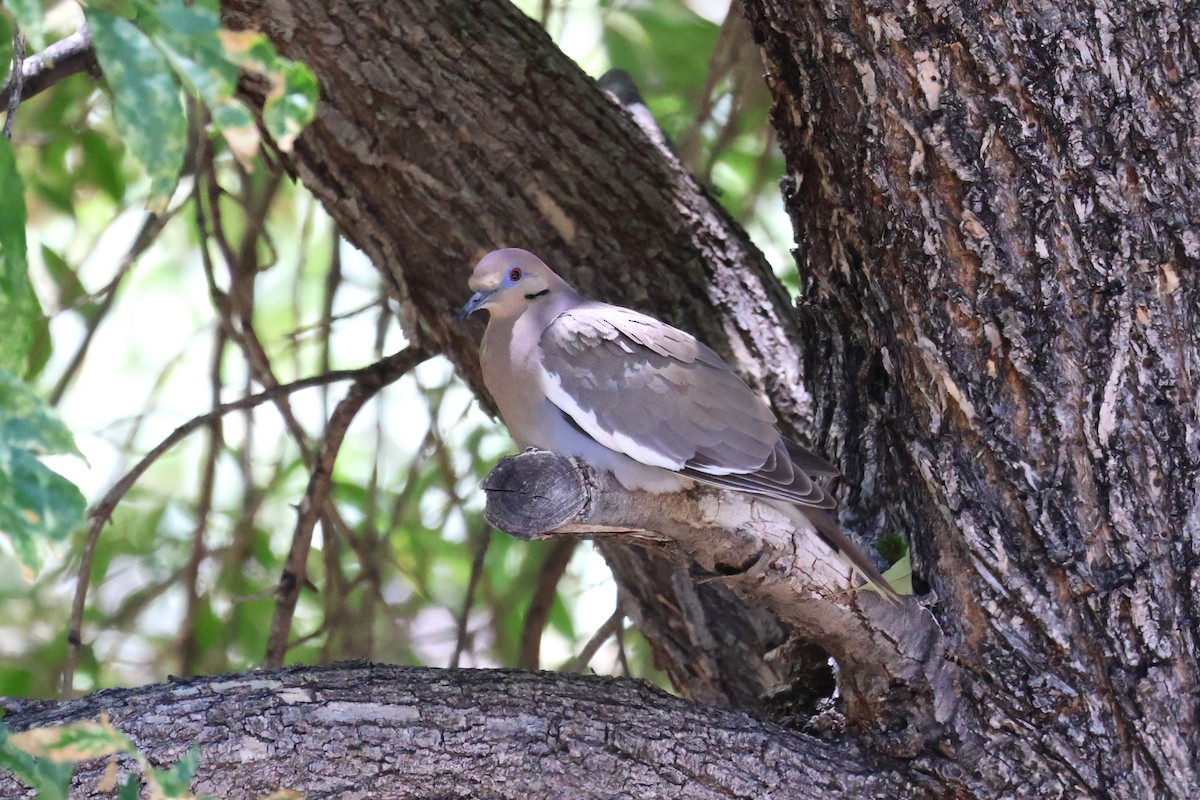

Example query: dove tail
[767,501,903,605]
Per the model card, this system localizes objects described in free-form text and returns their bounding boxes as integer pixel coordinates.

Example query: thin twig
[317,512,343,662]
[615,616,631,677]
[319,230,342,420]
[179,328,226,675]
[198,159,316,465]
[517,539,579,670]
[3,30,26,138]
[0,25,96,111]
[450,525,492,668]
[217,372,267,651]
[50,205,184,405]
[282,298,379,345]
[564,607,625,674]
[262,345,431,668]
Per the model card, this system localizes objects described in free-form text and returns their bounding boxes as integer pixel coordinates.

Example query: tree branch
[518,539,578,670]
[263,344,434,667]
[482,451,959,737]
[0,26,97,111]
[0,663,926,800]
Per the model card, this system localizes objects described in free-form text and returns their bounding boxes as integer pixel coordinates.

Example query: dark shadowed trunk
[743,0,1199,795]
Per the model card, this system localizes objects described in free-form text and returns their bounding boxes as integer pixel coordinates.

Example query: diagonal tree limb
[517,538,579,670]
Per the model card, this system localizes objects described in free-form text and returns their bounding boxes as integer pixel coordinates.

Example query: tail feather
[769,501,903,604]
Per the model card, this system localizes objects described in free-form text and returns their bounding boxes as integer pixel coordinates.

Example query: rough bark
[743,0,1200,796]
[0,663,927,800]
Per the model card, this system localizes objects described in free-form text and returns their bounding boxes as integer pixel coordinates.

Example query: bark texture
[221,0,818,713]
[0,663,926,800]
[743,0,1200,796]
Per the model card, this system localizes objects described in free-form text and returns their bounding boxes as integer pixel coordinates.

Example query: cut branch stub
[482,451,592,538]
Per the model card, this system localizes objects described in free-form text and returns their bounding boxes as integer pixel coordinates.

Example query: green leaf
[0,448,86,568]
[154,1,221,37]
[0,12,14,86]
[219,30,318,150]
[880,553,914,597]
[39,244,88,308]
[146,745,200,797]
[117,774,142,800]
[142,0,260,162]
[0,725,77,800]
[22,303,50,380]
[0,369,85,571]
[0,368,79,455]
[79,129,128,203]
[263,60,318,151]
[147,1,237,107]
[87,8,187,211]
[602,3,718,124]
[0,136,43,377]
[6,719,131,762]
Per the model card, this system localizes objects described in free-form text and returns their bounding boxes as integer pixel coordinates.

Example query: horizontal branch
[0,26,97,110]
[0,663,926,799]
[483,451,960,736]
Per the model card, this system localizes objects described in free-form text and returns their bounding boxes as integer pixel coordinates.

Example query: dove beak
[457,289,497,321]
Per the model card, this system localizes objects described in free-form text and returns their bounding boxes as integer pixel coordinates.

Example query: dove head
[458,248,571,321]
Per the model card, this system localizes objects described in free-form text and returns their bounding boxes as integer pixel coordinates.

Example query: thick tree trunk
[743,0,1200,796]
[0,663,925,800]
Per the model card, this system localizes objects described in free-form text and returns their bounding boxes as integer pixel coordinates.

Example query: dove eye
[508,267,522,282]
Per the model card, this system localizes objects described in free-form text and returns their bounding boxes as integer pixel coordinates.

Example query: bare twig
[179,329,227,675]
[3,30,26,138]
[50,205,184,405]
[198,159,317,466]
[263,345,431,668]
[0,25,97,111]
[450,525,492,668]
[317,513,343,662]
[319,231,342,420]
[564,607,625,674]
[615,616,631,677]
[217,373,268,650]
[517,539,578,670]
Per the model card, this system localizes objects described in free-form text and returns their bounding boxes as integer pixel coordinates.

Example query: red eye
[508,267,522,282]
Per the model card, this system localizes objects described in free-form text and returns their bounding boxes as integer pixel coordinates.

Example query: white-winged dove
[460,248,900,603]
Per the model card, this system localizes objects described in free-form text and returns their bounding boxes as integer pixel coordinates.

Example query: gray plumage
[460,248,901,603]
